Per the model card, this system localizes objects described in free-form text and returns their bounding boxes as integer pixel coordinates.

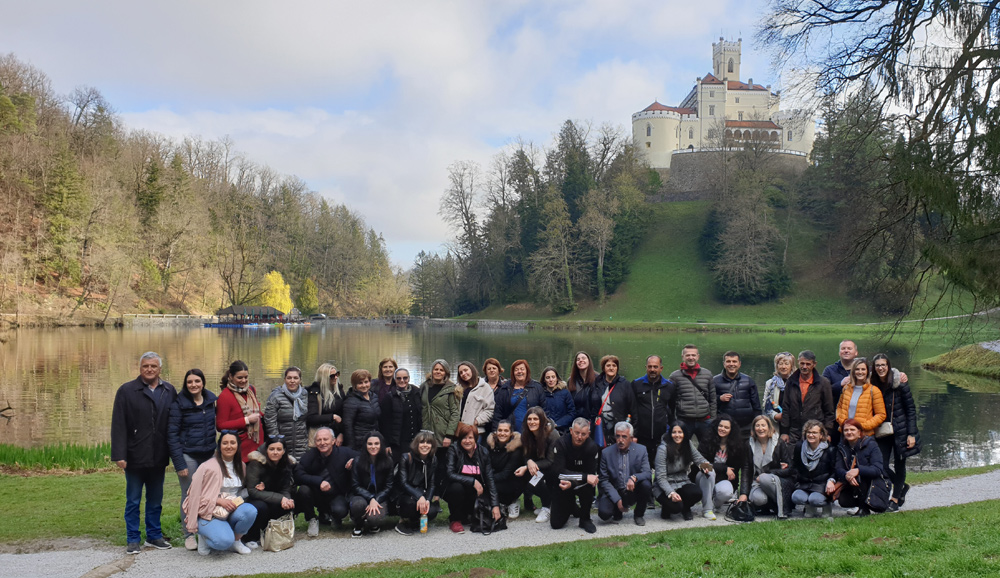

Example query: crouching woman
[183,431,257,555]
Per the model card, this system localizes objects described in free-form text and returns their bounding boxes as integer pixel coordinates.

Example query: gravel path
[7,469,1000,578]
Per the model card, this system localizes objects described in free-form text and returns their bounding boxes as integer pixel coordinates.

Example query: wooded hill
[0,54,409,319]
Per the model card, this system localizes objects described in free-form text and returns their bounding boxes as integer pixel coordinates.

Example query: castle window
[646,123,651,137]
[735,97,740,103]
[688,128,694,139]
[646,142,651,148]
[738,111,744,121]
[728,58,734,73]
[709,90,715,98]
[709,105,715,115]
[787,130,793,141]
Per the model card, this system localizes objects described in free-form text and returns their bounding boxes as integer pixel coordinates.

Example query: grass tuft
[0,443,113,471]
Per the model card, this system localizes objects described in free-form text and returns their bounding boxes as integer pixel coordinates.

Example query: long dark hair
[356,431,393,479]
[705,413,747,465]
[870,353,893,389]
[221,360,249,389]
[568,351,596,393]
[215,431,245,483]
[521,406,551,459]
[181,369,207,401]
[663,423,694,464]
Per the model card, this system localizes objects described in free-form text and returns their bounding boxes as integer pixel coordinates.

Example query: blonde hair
[313,362,343,406]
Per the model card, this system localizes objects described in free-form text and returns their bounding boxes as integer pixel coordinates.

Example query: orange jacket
[836,382,886,436]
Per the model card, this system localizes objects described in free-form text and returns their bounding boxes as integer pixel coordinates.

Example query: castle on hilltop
[632,38,814,169]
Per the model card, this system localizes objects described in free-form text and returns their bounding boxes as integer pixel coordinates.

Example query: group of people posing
[110,340,921,556]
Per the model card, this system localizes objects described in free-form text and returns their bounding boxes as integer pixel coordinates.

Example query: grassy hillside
[475,201,865,323]
[922,343,1000,380]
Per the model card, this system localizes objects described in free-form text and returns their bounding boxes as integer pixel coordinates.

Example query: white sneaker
[308,518,319,537]
[245,541,260,550]
[507,502,520,519]
[231,541,251,555]
[703,509,716,521]
[197,535,211,556]
[535,506,550,523]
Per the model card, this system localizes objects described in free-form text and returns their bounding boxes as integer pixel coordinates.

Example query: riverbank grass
[922,343,1000,379]
[0,443,113,471]
[251,500,1000,578]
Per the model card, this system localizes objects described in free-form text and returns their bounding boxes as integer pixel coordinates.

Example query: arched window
[728,58,734,73]
[688,128,694,139]
[725,129,733,139]
[787,130,793,141]
[646,123,652,137]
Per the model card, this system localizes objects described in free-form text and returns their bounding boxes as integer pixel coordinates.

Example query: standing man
[597,422,652,526]
[713,351,761,431]
[823,340,857,403]
[630,355,674,470]
[668,344,716,446]
[550,418,601,534]
[778,350,836,443]
[111,351,177,555]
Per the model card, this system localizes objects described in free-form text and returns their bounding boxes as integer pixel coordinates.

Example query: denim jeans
[197,503,257,551]
[124,467,166,543]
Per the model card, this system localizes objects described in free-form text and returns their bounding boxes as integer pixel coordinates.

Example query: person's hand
[216,497,238,512]
[441,438,452,448]
[177,468,189,478]
[281,497,295,510]
[587,474,599,487]
[670,491,682,502]
[256,482,265,491]
[527,460,539,476]
[335,434,344,447]
[780,434,789,443]
[846,468,860,487]
[333,415,342,423]
[417,497,430,515]
[345,458,354,470]
[774,412,783,422]
[365,499,382,516]
[727,467,736,481]
[492,506,502,521]
[907,435,916,449]
[116,460,127,469]
[514,466,527,477]
[617,499,626,512]
[246,412,260,424]
[826,480,836,495]
[900,372,908,382]
[387,447,393,457]
[737,494,748,503]
[626,476,636,492]
[780,462,789,470]
[320,481,332,492]
[474,480,484,496]
[559,480,571,490]
[700,463,713,475]
[720,393,733,402]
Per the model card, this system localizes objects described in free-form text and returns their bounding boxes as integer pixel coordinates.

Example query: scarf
[801,440,828,471]
[750,434,777,471]
[680,363,701,381]
[227,380,261,444]
[280,384,308,420]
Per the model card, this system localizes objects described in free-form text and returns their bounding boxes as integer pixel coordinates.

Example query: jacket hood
[177,388,218,408]
[487,431,522,452]
[247,449,297,466]
[545,380,568,392]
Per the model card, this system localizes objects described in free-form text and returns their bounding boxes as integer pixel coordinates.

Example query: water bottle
[419,514,428,534]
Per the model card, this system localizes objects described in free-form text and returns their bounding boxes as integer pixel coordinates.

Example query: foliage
[296,277,319,315]
[922,344,1000,380]
[0,53,404,317]
[254,270,293,314]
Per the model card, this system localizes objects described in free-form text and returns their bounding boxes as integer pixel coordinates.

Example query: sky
[1,0,781,268]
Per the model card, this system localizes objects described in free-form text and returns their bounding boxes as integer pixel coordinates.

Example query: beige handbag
[262,513,296,551]
[212,494,243,520]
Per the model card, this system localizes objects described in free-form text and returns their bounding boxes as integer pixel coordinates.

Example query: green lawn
[923,343,1000,379]
[246,500,1000,578]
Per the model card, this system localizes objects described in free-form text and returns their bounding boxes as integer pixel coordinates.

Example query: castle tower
[712,38,741,81]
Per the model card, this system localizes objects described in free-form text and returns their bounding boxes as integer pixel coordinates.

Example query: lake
[1,323,997,470]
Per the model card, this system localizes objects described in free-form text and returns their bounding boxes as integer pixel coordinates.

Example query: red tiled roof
[641,101,696,115]
[700,73,723,85]
[725,120,781,129]
[727,80,767,91]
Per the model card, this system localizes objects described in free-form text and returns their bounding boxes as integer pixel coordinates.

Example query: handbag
[471,496,506,535]
[874,389,894,438]
[864,475,891,512]
[724,500,755,523]
[212,494,243,520]
[262,513,295,551]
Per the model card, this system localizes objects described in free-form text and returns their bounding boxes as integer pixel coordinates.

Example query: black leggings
[395,494,441,524]
[655,483,702,517]
[444,481,480,522]
[876,437,908,499]
[551,484,595,528]
[245,499,290,542]
[295,485,349,522]
[523,478,552,509]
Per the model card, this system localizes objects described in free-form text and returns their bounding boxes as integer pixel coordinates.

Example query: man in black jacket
[111,351,177,555]
[630,355,674,470]
[713,351,761,430]
[294,427,358,535]
[550,418,601,533]
[779,351,836,444]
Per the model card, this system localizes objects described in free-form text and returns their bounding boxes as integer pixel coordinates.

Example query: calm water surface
[1,324,997,470]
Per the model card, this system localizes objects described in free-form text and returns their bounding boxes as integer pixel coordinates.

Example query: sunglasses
[395,376,410,381]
